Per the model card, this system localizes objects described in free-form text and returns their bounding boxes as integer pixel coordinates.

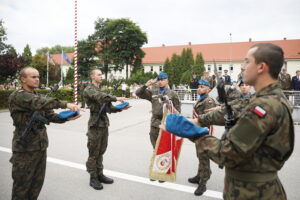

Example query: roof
[51,53,74,65]
[142,39,300,64]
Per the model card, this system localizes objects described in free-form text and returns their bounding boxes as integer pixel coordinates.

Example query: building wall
[286,59,300,77]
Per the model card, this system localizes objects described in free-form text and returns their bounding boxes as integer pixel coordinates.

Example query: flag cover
[149,101,183,182]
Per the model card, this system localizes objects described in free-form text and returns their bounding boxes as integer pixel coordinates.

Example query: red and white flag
[149,101,183,182]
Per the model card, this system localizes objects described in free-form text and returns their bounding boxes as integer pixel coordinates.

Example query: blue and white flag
[62,50,72,64]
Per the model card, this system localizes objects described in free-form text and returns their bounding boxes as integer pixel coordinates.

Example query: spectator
[190,72,199,101]
[121,82,128,97]
[291,70,300,105]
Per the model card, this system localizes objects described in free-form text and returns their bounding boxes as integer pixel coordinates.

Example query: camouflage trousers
[223,172,287,200]
[195,144,211,184]
[149,126,160,149]
[86,127,108,178]
[10,151,47,200]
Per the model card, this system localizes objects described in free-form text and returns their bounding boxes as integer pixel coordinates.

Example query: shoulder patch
[253,106,267,117]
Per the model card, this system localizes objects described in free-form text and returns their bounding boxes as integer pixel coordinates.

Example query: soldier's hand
[191,118,201,126]
[146,78,157,87]
[231,81,239,89]
[116,97,126,102]
[159,124,167,131]
[67,103,80,112]
[67,114,81,121]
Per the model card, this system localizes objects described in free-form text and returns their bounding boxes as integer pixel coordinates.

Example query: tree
[22,44,32,65]
[0,19,25,83]
[0,54,24,83]
[31,54,47,83]
[107,18,147,79]
[65,67,74,84]
[36,45,74,55]
[91,18,147,80]
[193,53,205,77]
[77,37,98,79]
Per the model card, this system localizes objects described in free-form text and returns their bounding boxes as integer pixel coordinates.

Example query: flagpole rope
[74,0,78,104]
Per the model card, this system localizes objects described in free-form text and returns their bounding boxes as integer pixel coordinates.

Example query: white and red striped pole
[74,0,78,104]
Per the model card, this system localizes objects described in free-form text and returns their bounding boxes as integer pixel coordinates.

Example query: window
[159,66,163,71]
[230,65,233,71]
[207,65,211,72]
[150,66,153,72]
[218,65,222,71]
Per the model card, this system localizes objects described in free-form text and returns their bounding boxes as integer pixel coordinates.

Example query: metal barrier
[174,89,198,102]
[283,90,300,108]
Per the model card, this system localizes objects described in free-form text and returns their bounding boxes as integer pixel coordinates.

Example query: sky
[0,0,299,54]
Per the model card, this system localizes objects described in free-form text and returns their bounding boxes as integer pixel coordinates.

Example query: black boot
[188,175,200,184]
[158,180,165,183]
[90,177,103,190]
[194,183,206,196]
[98,174,114,184]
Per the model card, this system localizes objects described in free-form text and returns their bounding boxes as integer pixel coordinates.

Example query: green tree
[77,37,98,79]
[31,54,47,83]
[107,18,147,79]
[22,44,32,65]
[193,53,205,77]
[65,67,74,84]
[127,71,157,85]
[36,45,74,55]
[0,19,25,83]
[91,18,113,80]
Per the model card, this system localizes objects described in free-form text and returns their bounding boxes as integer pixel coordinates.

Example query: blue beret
[57,110,79,119]
[114,102,129,109]
[198,80,210,87]
[165,114,209,138]
[157,72,168,80]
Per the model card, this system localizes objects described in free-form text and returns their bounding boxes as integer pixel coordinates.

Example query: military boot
[194,183,206,196]
[90,177,103,190]
[98,174,114,184]
[188,175,200,184]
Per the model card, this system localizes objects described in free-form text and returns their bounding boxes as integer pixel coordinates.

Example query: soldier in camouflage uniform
[8,67,80,200]
[226,80,252,102]
[188,80,216,196]
[191,43,294,199]
[80,81,88,108]
[136,72,181,151]
[278,68,291,90]
[83,69,127,190]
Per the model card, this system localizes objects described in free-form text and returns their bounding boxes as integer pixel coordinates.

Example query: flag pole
[74,0,78,105]
[46,52,49,87]
[61,50,64,86]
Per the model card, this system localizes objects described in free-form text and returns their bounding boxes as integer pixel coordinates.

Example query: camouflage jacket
[196,82,294,173]
[83,84,117,128]
[194,95,216,116]
[278,73,291,90]
[8,89,68,152]
[136,85,181,128]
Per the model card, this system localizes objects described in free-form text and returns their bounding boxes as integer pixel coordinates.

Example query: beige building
[52,39,300,81]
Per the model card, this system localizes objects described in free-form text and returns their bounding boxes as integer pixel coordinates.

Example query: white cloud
[0,0,299,54]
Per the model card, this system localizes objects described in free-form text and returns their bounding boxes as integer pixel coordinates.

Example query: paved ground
[0,99,299,200]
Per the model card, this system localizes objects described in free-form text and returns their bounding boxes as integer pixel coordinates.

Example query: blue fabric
[198,80,210,87]
[157,72,168,80]
[198,94,208,101]
[159,87,167,94]
[57,110,79,119]
[241,94,249,98]
[165,114,209,138]
[114,102,129,109]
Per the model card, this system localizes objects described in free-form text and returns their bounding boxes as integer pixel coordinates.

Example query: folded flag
[114,102,129,109]
[57,110,79,119]
[166,114,209,138]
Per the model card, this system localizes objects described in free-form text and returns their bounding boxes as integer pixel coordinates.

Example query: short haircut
[89,69,101,78]
[250,43,284,79]
[19,67,37,78]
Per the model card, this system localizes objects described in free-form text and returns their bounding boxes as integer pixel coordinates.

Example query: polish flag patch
[253,106,266,117]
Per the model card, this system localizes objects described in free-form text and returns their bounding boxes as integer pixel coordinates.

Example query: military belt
[225,168,277,182]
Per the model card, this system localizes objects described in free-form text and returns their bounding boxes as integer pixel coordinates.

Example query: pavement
[0,99,299,200]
